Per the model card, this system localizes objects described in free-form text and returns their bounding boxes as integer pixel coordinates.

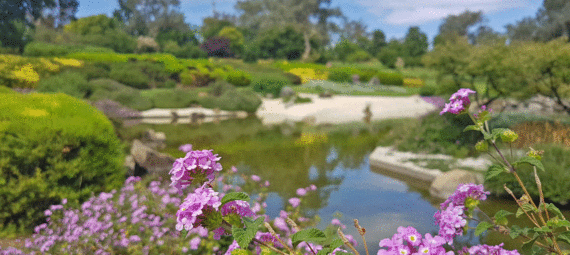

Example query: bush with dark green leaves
[23,42,115,57]
[377,72,404,86]
[37,71,92,98]
[0,93,125,235]
[140,89,199,108]
[252,77,289,97]
[88,79,153,111]
[0,85,15,94]
[484,144,570,205]
[109,63,150,89]
[358,69,378,83]
[419,86,437,96]
[284,72,302,85]
[76,62,110,81]
[200,87,261,113]
[225,70,251,87]
[327,67,356,83]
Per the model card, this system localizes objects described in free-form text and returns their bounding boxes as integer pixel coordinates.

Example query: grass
[329,60,387,71]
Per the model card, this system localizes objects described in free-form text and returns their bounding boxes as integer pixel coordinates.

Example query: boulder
[280,86,296,98]
[124,155,135,177]
[142,129,167,149]
[130,139,175,179]
[368,77,380,86]
[92,99,141,119]
[319,90,333,98]
[429,169,480,200]
[352,74,360,84]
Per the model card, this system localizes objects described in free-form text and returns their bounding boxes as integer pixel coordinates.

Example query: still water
[121,117,546,253]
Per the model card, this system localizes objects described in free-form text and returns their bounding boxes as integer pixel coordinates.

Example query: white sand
[256,93,437,125]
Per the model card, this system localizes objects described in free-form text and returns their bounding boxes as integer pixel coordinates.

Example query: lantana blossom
[175,185,222,232]
[440,88,476,115]
[170,149,223,190]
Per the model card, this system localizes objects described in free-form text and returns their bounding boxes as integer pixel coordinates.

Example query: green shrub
[252,77,288,97]
[37,71,91,98]
[200,88,261,113]
[358,69,378,83]
[140,89,199,108]
[76,62,110,80]
[346,50,372,63]
[484,144,570,205]
[0,93,124,234]
[23,42,114,57]
[419,86,437,96]
[109,63,150,89]
[180,69,213,87]
[283,72,302,85]
[327,67,355,83]
[157,80,177,89]
[294,96,312,104]
[377,72,404,86]
[226,70,252,87]
[88,79,153,111]
[208,80,234,97]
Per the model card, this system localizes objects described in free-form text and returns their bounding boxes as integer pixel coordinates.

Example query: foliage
[218,26,245,56]
[201,87,262,113]
[403,26,429,66]
[252,76,289,97]
[140,89,199,109]
[226,70,252,87]
[23,42,115,57]
[327,67,358,83]
[0,93,124,235]
[36,71,91,98]
[377,40,405,68]
[201,36,233,58]
[419,86,437,96]
[256,26,305,60]
[283,72,303,85]
[287,68,327,84]
[0,85,15,94]
[377,72,404,86]
[87,79,153,111]
[0,54,81,88]
[434,10,483,45]
[109,62,150,89]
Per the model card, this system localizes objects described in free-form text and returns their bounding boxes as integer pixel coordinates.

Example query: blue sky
[76,0,542,43]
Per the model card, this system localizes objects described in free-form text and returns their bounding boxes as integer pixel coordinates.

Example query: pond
[119,117,563,254]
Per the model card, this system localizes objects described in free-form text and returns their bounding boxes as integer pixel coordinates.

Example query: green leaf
[231,249,251,255]
[475,221,494,236]
[494,210,513,226]
[514,156,545,172]
[533,226,551,233]
[334,252,353,255]
[546,203,564,219]
[232,216,265,249]
[478,111,491,122]
[485,164,508,180]
[222,192,251,205]
[291,228,327,247]
[509,225,528,239]
[516,204,537,218]
[491,128,509,141]
[547,219,570,229]
[557,231,570,245]
[521,235,540,255]
[464,124,481,132]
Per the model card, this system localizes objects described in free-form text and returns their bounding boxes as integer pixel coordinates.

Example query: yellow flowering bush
[11,64,40,88]
[288,68,328,83]
[403,78,425,88]
[39,58,60,73]
[295,132,328,146]
[53,58,83,67]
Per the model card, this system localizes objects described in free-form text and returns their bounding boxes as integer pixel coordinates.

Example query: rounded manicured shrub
[88,79,153,111]
[283,72,303,85]
[0,93,125,234]
[109,63,150,89]
[225,70,252,87]
[140,89,199,108]
[252,77,289,97]
[403,78,425,88]
[37,71,92,98]
[377,72,404,86]
[327,68,353,83]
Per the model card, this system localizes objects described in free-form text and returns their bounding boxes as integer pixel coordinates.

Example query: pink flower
[189,237,201,250]
[169,149,223,190]
[288,197,301,208]
[179,144,193,153]
[296,188,307,196]
[251,175,261,182]
[231,166,238,173]
[440,88,476,115]
[175,185,222,232]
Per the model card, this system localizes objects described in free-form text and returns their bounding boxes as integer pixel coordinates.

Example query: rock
[124,155,135,176]
[142,129,167,149]
[280,86,296,98]
[92,99,141,119]
[429,169,481,200]
[368,77,380,86]
[352,74,360,84]
[130,139,175,179]
[319,90,333,98]
[395,57,405,69]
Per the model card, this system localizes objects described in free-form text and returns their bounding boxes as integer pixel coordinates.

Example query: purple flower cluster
[440,88,476,115]
[378,226,452,255]
[463,243,520,255]
[175,185,222,231]
[434,184,490,244]
[170,149,223,190]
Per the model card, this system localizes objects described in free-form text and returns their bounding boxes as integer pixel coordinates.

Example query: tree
[403,26,428,66]
[378,39,405,68]
[0,0,78,50]
[434,10,483,45]
[471,26,504,45]
[218,26,245,56]
[201,17,235,40]
[536,0,570,42]
[113,0,184,37]
[64,15,137,53]
[256,26,304,60]
[368,29,386,57]
[235,0,343,61]
[506,17,540,42]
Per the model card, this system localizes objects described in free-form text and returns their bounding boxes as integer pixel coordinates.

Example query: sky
[76,0,543,44]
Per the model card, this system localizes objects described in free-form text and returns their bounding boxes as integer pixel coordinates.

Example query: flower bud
[527,148,544,160]
[500,129,518,143]
[475,140,489,152]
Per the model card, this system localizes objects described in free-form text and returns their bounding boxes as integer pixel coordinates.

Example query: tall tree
[0,0,78,49]
[368,29,386,57]
[403,26,428,65]
[434,10,483,45]
[536,0,570,41]
[235,0,343,61]
[113,0,183,37]
[506,17,540,42]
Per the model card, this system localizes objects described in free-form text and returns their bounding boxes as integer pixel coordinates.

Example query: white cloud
[358,0,533,25]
